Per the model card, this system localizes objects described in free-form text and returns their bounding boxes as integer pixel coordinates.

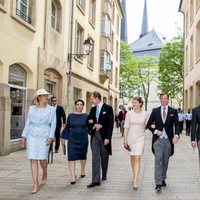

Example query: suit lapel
[98,103,105,122]
[157,107,163,123]
[165,106,171,123]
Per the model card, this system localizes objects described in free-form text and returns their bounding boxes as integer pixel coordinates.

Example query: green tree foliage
[138,56,159,111]
[158,37,184,105]
[120,41,138,98]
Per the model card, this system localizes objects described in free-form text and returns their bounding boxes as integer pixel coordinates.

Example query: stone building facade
[0,0,123,156]
[179,0,200,111]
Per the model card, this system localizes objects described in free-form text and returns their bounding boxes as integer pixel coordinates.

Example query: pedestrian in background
[51,96,66,153]
[123,97,148,189]
[185,109,192,136]
[87,91,114,188]
[178,109,184,134]
[20,89,56,194]
[115,113,120,128]
[147,93,179,192]
[118,107,127,137]
[61,99,88,184]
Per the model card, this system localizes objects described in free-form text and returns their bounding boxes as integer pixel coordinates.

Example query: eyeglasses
[52,99,57,102]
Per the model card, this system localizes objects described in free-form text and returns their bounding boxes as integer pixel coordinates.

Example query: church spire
[120,0,128,42]
[140,0,149,38]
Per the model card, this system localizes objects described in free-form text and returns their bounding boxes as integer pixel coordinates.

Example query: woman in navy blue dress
[63,99,88,184]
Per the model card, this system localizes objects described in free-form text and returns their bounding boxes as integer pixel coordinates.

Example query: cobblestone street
[0,129,199,200]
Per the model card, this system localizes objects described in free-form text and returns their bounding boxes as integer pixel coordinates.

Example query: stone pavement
[0,129,200,200]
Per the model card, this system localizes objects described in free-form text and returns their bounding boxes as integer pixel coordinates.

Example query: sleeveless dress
[124,110,148,155]
[67,113,89,161]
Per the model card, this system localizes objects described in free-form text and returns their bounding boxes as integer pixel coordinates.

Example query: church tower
[140,0,149,38]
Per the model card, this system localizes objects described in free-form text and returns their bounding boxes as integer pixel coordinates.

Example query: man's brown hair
[90,91,102,100]
[159,93,169,99]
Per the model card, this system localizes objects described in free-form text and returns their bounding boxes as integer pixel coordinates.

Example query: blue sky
[126,0,183,43]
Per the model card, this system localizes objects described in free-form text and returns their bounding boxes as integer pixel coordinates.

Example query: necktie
[163,107,166,120]
[96,106,100,121]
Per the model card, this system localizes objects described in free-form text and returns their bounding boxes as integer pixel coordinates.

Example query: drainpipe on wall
[67,0,74,114]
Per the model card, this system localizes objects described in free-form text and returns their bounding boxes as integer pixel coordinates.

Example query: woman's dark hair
[133,96,143,107]
[75,99,84,106]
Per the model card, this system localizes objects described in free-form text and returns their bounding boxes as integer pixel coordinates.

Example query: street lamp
[68,37,93,61]
[67,37,93,114]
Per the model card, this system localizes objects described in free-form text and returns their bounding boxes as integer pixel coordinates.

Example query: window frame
[75,23,84,61]
[77,0,85,14]
[11,0,36,31]
[89,0,96,27]
[101,14,111,38]
[0,0,6,13]
[51,0,57,29]
[16,0,32,24]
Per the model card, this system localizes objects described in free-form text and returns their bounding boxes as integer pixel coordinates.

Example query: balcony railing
[16,8,31,24]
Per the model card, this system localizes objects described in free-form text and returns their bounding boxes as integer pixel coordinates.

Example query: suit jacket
[87,103,114,155]
[118,110,127,122]
[191,105,200,142]
[55,105,66,129]
[147,106,179,156]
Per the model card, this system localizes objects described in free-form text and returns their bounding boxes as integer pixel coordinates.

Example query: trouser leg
[120,120,125,136]
[162,139,171,181]
[197,141,200,168]
[186,121,189,135]
[55,128,60,151]
[153,138,164,185]
[91,132,101,183]
[100,140,109,179]
[188,121,191,135]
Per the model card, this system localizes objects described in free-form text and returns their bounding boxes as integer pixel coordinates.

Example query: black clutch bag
[124,144,131,151]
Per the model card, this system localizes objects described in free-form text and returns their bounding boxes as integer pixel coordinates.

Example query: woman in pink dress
[123,97,148,189]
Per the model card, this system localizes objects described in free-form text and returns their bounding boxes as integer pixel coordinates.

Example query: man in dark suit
[51,97,66,153]
[191,105,200,164]
[87,91,114,188]
[147,93,179,192]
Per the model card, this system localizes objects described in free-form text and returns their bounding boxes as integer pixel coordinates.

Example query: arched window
[9,64,26,87]
[9,64,27,140]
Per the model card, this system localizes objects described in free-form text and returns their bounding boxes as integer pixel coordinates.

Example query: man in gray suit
[87,91,114,188]
[147,93,179,192]
[191,105,200,163]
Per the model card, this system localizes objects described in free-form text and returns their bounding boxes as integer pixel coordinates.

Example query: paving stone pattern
[0,129,199,200]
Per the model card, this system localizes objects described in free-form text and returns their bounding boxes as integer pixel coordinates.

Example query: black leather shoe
[81,175,85,178]
[87,183,100,188]
[162,181,166,187]
[155,185,162,192]
[102,177,107,181]
[71,181,76,185]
